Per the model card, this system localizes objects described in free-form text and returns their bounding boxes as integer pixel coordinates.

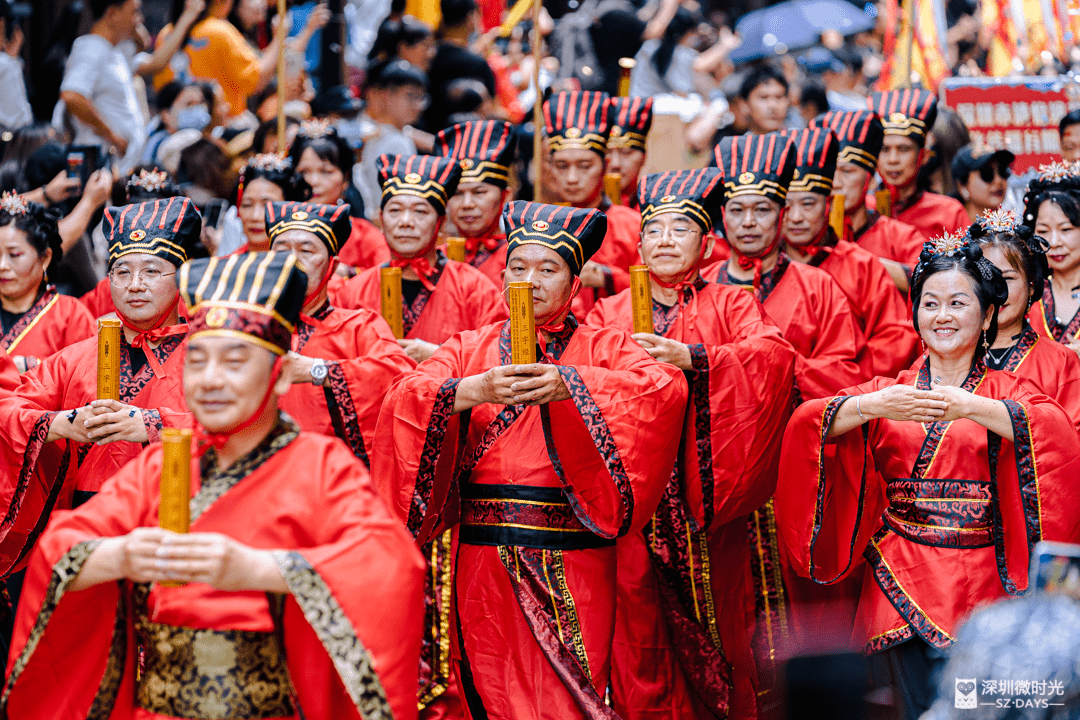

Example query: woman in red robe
[0,193,94,371]
[2,250,425,720]
[776,233,1080,720]
[291,120,390,272]
[973,209,1080,430]
[586,168,797,720]
[373,201,688,720]
[263,200,415,466]
[1023,162,1080,355]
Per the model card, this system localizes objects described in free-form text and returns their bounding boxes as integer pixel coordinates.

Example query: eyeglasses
[108,267,177,287]
[978,163,1011,183]
[642,226,701,241]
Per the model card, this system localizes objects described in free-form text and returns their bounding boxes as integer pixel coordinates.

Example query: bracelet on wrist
[856,394,867,421]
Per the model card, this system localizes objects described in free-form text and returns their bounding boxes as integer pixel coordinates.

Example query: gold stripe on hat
[640,199,711,230]
[838,147,878,170]
[267,220,337,251]
[265,253,298,310]
[509,228,587,268]
[189,300,296,335]
[229,253,259,301]
[211,255,241,303]
[188,328,289,357]
[787,173,834,194]
[725,179,790,202]
[247,252,278,305]
[882,114,928,138]
[607,132,647,151]
[549,133,608,154]
[461,160,511,186]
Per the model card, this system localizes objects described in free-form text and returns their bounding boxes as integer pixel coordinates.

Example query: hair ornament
[0,191,29,216]
[926,229,970,258]
[247,153,292,173]
[298,118,334,139]
[128,168,170,194]
[976,208,1020,234]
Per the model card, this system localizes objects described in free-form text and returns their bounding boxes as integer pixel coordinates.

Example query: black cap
[952,144,1015,183]
[310,85,363,117]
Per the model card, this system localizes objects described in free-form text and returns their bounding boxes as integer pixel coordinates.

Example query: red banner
[941,77,1080,173]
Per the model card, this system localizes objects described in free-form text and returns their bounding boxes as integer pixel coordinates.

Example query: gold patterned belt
[136,619,295,719]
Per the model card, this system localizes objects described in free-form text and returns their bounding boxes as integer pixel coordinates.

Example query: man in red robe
[811,109,926,293]
[781,125,921,378]
[373,201,688,720]
[605,96,653,209]
[334,154,507,363]
[704,131,866,701]
[436,120,516,288]
[263,200,415,466]
[586,168,797,720]
[2,250,425,720]
[543,91,642,313]
[867,90,970,242]
[333,154,504,720]
[0,198,200,577]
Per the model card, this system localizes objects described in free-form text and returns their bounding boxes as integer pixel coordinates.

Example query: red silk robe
[333,256,508,343]
[707,254,867,401]
[982,326,1080,433]
[1028,279,1080,345]
[0,348,18,392]
[338,216,391,270]
[282,304,416,467]
[776,361,1080,653]
[2,423,426,720]
[802,236,921,377]
[0,334,189,575]
[79,277,115,319]
[573,204,642,316]
[372,318,688,720]
[586,281,796,720]
[851,212,926,268]
[0,287,95,366]
[891,190,970,241]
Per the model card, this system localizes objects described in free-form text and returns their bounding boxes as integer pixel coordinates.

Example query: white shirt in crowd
[52,33,147,174]
[0,52,32,131]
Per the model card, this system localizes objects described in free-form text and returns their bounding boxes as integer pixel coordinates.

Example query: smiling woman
[776,231,1080,720]
[0,192,94,372]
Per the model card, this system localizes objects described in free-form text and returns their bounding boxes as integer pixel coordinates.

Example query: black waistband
[459,483,614,551]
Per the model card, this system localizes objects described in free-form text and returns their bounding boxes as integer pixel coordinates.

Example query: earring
[982,331,989,353]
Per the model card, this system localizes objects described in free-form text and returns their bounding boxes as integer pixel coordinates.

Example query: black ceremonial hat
[782,127,840,195]
[868,89,937,145]
[543,91,613,156]
[104,197,201,269]
[503,201,608,276]
[180,250,308,356]
[811,109,885,173]
[607,96,653,152]
[434,120,516,189]
[713,132,797,206]
[377,154,462,214]
[265,201,352,256]
[637,168,725,233]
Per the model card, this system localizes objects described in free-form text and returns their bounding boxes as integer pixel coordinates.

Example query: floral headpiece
[1034,161,1080,184]
[926,229,969,257]
[975,208,1020,234]
[298,118,334,139]
[246,153,292,173]
[0,191,28,216]
[128,168,170,193]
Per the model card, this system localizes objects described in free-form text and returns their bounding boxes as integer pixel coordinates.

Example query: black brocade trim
[0,287,56,351]
[686,343,714,528]
[542,366,635,539]
[143,409,162,445]
[407,379,461,535]
[296,303,333,353]
[713,253,791,304]
[999,399,1041,595]
[323,361,369,468]
[997,327,1039,372]
[808,395,869,584]
[402,256,448,336]
[1040,278,1080,343]
[864,527,955,649]
[852,212,880,244]
[120,334,184,403]
[497,546,617,719]
[418,530,454,709]
[864,625,915,654]
[651,278,709,338]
